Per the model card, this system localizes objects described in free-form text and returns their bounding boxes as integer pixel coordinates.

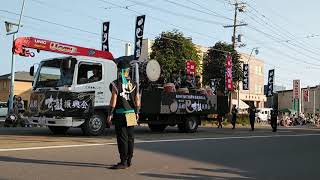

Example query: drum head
[146,60,161,82]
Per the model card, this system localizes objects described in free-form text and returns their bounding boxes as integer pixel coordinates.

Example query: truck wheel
[82,112,106,136]
[178,116,199,133]
[148,124,167,132]
[48,126,70,135]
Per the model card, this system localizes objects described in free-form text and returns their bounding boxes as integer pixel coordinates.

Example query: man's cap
[115,55,133,69]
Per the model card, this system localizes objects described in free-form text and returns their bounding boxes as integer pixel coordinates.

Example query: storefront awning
[232,99,249,109]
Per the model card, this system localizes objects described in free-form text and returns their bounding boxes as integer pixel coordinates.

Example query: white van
[0,102,8,117]
[256,108,272,122]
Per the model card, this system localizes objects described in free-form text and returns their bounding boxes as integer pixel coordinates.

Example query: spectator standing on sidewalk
[16,96,25,114]
[231,105,238,129]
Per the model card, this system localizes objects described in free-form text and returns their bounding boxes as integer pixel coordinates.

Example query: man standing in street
[107,59,140,169]
[249,105,256,131]
[271,108,278,132]
[231,105,238,129]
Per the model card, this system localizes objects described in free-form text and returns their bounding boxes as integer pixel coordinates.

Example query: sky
[1,0,320,89]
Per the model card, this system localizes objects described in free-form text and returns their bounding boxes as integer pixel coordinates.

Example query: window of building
[77,63,103,84]
[3,81,7,89]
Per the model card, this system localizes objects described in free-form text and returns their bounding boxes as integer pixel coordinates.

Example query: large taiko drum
[177,88,189,94]
[164,83,176,92]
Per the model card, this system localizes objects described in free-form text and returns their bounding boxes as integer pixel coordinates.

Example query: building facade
[232,53,267,109]
[277,86,320,115]
[0,72,33,108]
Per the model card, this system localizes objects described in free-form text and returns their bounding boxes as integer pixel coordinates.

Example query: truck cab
[29,56,117,135]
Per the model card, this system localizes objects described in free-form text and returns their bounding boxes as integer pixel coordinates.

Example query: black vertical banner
[134,15,146,60]
[243,64,249,90]
[102,21,110,51]
[210,79,217,95]
[267,69,275,97]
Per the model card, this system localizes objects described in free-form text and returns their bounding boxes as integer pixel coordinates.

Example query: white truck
[29,56,117,135]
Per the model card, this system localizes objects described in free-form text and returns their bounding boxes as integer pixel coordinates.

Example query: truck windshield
[34,57,77,88]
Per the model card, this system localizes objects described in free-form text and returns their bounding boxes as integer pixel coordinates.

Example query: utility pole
[223,1,247,112]
[224,1,248,49]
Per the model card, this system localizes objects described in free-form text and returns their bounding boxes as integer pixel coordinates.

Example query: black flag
[267,69,275,97]
[243,64,249,90]
[133,15,146,60]
[210,79,217,95]
[102,21,110,51]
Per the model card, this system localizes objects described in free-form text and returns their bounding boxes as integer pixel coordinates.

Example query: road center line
[0,133,319,152]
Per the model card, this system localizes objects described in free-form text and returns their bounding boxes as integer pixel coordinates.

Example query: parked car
[0,102,8,117]
[256,108,272,123]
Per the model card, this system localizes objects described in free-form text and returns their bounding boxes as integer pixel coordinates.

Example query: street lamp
[5,0,26,114]
[238,47,259,110]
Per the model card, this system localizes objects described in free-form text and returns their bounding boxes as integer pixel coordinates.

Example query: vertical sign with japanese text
[210,79,217,95]
[225,54,233,91]
[266,69,274,97]
[243,64,249,90]
[102,22,110,52]
[133,15,146,60]
[293,80,301,112]
[186,60,196,75]
[293,80,301,100]
[303,88,310,102]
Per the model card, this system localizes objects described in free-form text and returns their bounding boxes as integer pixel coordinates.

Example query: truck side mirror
[29,66,34,76]
[63,59,72,69]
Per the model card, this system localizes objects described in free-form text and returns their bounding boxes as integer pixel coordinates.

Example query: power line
[97,0,219,41]
[29,0,103,23]
[162,0,233,21]
[123,0,226,26]
[184,0,233,20]
[247,26,320,66]
[244,12,320,64]
[245,4,320,57]
[0,9,131,43]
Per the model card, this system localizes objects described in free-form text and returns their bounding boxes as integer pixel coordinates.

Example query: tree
[150,30,201,82]
[203,42,242,93]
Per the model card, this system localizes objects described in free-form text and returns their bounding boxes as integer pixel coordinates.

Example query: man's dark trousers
[250,118,255,130]
[114,115,134,164]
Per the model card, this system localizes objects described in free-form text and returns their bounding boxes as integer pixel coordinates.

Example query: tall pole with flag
[133,15,146,94]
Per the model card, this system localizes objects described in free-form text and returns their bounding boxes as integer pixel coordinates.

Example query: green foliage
[150,29,201,82]
[237,114,250,125]
[203,42,242,92]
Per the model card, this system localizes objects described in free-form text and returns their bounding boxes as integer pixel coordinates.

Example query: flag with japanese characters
[225,54,233,91]
[243,64,249,90]
[303,88,310,102]
[266,69,275,97]
[101,21,110,52]
[186,60,196,75]
[133,15,146,60]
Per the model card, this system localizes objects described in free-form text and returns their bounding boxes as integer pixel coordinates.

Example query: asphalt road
[0,126,319,180]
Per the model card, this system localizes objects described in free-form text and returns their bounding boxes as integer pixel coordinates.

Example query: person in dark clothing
[231,105,238,129]
[217,113,223,128]
[249,105,256,131]
[107,59,140,169]
[271,109,278,132]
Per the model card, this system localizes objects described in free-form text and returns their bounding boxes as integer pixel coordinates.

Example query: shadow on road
[136,134,320,180]
[139,167,253,179]
[0,156,111,169]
